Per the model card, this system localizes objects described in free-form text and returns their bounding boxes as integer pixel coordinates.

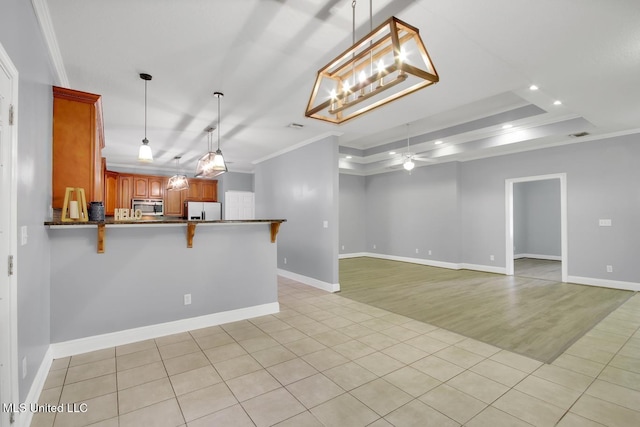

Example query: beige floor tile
[268,327,308,344]
[158,339,200,360]
[411,355,465,382]
[52,392,118,427]
[426,329,467,344]
[454,338,501,358]
[555,412,606,427]
[380,325,421,341]
[115,339,156,357]
[43,369,66,390]
[188,324,224,338]
[203,343,247,364]
[187,403,255,427]
[251,345,298,368]
[117,361,166,390]
[598,366,640,391]
[551,353,605,378]
[311,330,352,347]
[360,317,397,331]
[466,406,533,427]
[60,373,116,404]
[116,348,161,371]
[65,359,116,385]
[356,353,405,379]
[259,357,309,383]
[381,343,428,364]
[378,312,413,325]
[177,382,238,422]
[383,366,441,397]
[434,346,485,369]
[286,373,344,408]
[570,394,640,427]
[351,378,412,416]
[273,410,324,426]
[310,393,379,427]
[585,379,640,411]
[532,364,594,392]
[470,359,528,387]
[249,314,280,325]
[404,334,450,354]
[384,399,459,427]
[564,342,616,365]
[155,332,193,347]
[302,348,350,371]
[340,310,375,323]
[169,365,222,395]
[284,337,327,356]
[192,331,235,350]
[69,348,115,367]
[492,389,565,427]
[213,354,262,380]
[401,320,440,334]
[119,397,185,427]
[420,384,486,424]
[446,370,508,404]
[226,326,268,341]
[283,314,316,328]
[238,335,280,353]
[321,316,354,329]
[514,375,581,410]
[295,321,333,336]
[30,412,56,427]
[323,361,378,391]
[226,369,281,402]
[162,351,209,376]
[338,323,375,339]
[257,319,293,333]
[609,353,640,374]
[357,332,399,350]
[241,388,306,427]
[332,340,377,360]
[50,357,71,371]
[38,386,62,405]
[117,377,175,414]
[489,350,543,373]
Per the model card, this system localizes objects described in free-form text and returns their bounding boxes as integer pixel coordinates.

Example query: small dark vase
[88,201,105,221]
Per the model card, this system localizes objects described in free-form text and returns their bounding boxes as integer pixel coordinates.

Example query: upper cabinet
[52,86,105,209]
[186,179,217,202]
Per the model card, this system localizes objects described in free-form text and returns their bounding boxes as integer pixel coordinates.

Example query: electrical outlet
[284,257,287,264]
[490,255,495,261]
[22,357,27,379]
[21,226,28,246]
[373,244,376,249]
[184,294,192,305]
[323,220,328,228]
[606,265,613,273]
[341,245,345,250]
[428,250,432,255]
[599,219,612,227]
[415,248,419,254]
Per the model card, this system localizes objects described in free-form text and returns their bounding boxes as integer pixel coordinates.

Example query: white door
[0,43,17,425]
[225,191,255,220]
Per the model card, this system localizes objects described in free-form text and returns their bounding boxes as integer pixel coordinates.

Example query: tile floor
[31,277,640,427]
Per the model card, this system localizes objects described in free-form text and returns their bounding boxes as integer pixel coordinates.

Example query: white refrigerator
[184,202,221,220]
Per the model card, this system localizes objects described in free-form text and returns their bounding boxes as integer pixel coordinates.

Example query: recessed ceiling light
[389,151,396,155]
[502,124,513,129]
[434,140,443,145]
[346,155,352,159]
[529,85,539,91]
[553,100,562,105]
[288,122,304,129]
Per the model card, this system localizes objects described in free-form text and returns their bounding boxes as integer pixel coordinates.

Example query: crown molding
[31,0,69,87]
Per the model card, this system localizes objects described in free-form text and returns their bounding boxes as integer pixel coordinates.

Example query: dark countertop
[45,212,286,226]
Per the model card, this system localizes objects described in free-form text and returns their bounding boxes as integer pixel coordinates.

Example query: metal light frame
[195,92,228,178]
[305,16,439,124]
[166,156,189,191]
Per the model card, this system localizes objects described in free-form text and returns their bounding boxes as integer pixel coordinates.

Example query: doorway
[505,174,567,282]
[0,42,18,424]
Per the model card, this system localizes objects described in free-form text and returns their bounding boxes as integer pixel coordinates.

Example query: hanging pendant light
[403,123,415,172]
[166,156,190,191]
[195,92,228,178]
[138,73,154,162]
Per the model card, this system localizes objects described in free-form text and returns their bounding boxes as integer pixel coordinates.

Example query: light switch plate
[599,219,612,226]
[20,226,27,246]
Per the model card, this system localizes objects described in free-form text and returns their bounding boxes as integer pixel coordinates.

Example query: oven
[131,199,164,216]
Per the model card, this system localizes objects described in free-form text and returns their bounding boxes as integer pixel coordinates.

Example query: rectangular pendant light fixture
[305,16,439,124]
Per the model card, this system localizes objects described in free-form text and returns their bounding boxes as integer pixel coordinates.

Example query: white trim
[252,131,342,164]
[339,252,369,259]
[17,347,53,427]
[361,252,461,270]
[460,263,507,275]
[50,302,279,359]
[514,253,562,261]
[505,173,568,282]
[30,0,69,87]
[278,269,340,293]
[567,276,640,292]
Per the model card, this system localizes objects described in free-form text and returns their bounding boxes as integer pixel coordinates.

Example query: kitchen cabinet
[117,175,133,209]
[52,86,105,208]
[185,179,217,202]
[148,176,164,199]
[164,179,185,217]
[132,175,164,199]
[104,170,118,216]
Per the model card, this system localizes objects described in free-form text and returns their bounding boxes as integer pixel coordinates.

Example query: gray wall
[255,137,340,285]
[364,162,461,263]
[514,180,561,257]
[218,171,254,208]
[49,224,277,342]
[339,174,366,255]
[1,0,55,400]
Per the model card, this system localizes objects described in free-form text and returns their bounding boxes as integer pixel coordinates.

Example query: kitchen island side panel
[49,224,277,342]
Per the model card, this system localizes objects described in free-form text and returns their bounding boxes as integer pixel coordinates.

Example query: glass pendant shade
[403,159,415,171]
[166,174,189,191]
[196,92,228,178]
[138,138,153,162]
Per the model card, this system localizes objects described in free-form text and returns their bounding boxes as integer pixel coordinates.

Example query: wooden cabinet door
[133,176,148,198]
[148,176,164,199]
[104,171,118,216]
[201,180,218,201]
[118,175,133,209]
[186,180,202,201]
[163,178,185,217]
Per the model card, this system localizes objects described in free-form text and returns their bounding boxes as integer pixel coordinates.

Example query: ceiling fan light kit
[137,73,154,162]
[305,8,438,124]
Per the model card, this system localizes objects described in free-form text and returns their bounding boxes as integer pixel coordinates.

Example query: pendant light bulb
[138,73,154,162]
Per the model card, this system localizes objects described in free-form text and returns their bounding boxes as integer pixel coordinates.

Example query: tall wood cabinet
[104,170,118,216]
[52,86,105,208]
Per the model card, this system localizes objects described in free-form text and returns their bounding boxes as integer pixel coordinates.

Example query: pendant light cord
[144,79,147,140]
[217,94,221,151]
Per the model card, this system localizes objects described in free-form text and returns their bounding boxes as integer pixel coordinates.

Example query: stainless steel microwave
[131,199,164,216]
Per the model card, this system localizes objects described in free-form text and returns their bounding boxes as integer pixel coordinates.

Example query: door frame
[505,173,567,282]
[0,41,19,419]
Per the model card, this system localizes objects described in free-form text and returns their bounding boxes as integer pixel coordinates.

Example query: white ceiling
[40,0,640,175]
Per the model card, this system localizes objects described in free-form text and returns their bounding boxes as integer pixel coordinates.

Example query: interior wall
[514,180,561,258]
[218,171,254,208]
[339,174,366,255]
[255,136,339,285]
[1,0,55,401]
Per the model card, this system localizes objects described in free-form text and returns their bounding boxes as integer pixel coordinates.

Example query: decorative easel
[61,187,89,222]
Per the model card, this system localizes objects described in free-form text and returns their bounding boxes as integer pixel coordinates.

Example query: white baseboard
[459,263,507,275]
[50,302,279,359]
[17,346,54,427]
[515,253,562,261]
[339,252,368,259]
[358,252,462,270]
[278,269,340,292]
[567,276,640,292]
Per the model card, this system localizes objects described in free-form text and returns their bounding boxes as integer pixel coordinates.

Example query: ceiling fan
[392,124,436,172]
